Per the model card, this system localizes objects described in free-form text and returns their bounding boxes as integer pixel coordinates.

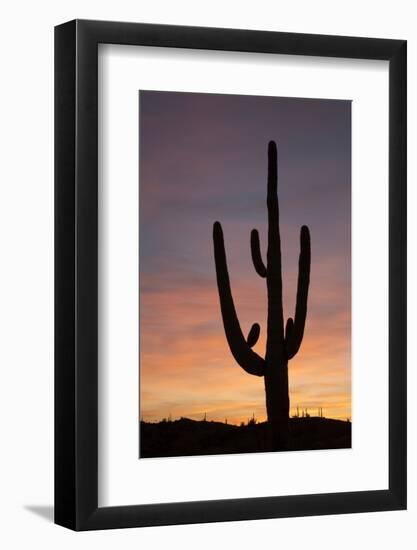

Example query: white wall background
[0,0,414,547]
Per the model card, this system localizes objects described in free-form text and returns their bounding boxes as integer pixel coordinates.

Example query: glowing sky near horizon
[139,91,351,424]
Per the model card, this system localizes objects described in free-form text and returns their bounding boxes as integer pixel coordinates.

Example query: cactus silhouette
[213,141,311,448]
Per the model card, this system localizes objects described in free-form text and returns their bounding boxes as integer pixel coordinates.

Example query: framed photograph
[55,19,406,530]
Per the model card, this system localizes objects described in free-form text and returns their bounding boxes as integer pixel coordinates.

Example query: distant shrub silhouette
[213,141,311,448]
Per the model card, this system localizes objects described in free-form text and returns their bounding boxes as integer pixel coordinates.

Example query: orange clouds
[140,259,351,425]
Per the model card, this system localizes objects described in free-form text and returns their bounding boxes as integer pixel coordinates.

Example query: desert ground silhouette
[140,416,351,458]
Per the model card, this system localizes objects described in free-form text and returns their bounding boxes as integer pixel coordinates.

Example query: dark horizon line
[139,414,352,425]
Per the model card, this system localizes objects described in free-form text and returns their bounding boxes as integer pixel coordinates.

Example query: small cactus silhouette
[213,141,311,447]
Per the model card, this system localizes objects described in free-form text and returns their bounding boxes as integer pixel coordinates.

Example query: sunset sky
[139,91,351,424]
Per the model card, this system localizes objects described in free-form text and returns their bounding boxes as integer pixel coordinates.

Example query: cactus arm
[246,323,261,348]
[250,229,267,277]
[285,225,311,360]
[285,317,294,342]
[213,221,265,376]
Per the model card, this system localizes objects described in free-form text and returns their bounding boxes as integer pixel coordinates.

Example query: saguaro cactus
[213,141,311,447]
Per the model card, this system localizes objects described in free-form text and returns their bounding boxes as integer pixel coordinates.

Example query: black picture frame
[55,19,407,531]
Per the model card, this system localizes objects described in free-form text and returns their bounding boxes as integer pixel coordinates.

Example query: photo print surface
[139,90,351,458]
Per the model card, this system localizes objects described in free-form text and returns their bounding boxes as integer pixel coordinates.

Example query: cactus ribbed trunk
[264,359,289,447]
[264,141,288,447]
[213,141,310,449]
